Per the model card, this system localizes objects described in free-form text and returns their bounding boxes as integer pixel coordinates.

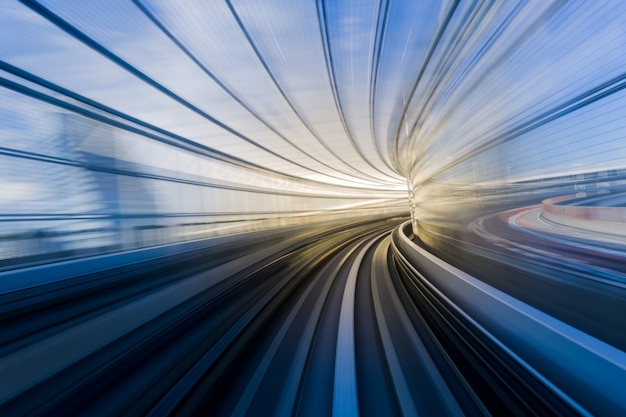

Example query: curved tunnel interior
[1,1,626,416]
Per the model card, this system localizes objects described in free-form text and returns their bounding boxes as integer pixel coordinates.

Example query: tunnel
[1,1,626,416]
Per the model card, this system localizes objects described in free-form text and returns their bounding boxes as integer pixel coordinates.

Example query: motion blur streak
[1,0,626,415]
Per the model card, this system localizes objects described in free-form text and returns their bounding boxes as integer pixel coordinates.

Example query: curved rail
[1,218,624,415]
[393,221,626,416]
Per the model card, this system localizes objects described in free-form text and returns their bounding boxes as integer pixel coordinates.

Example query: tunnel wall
[0,90,408,267]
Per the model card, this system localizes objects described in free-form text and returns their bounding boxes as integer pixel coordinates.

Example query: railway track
[0,217,624,416]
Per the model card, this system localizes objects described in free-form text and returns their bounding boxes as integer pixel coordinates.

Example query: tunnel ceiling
[2,1,625,193]
[3,0,426,191]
